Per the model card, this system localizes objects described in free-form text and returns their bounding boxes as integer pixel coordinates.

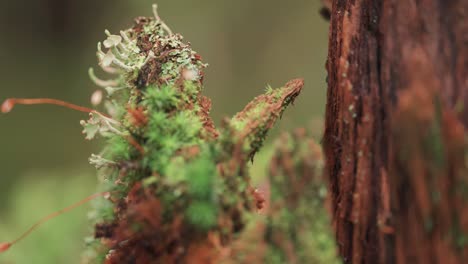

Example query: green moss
[456,181,468,201]
[455,234,468,249]
[264,246,287,264]
[424,96,445,170]
[143,84,180,111]
[185,201,218,231]
[424,217,434,233]
[165,156,187,185]
[104,135,132,161]
[186,156,217,200]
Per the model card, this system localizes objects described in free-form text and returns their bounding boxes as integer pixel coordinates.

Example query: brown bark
[324,1,468,263]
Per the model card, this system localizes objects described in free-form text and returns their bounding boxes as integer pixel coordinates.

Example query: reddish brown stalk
[0,191,110,254]
[126,135,145,155]
[1,98,109,118]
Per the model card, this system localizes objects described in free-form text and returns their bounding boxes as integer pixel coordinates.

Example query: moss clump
[83,5,303,263]
[218,129,340,264]
[265,129,340,264]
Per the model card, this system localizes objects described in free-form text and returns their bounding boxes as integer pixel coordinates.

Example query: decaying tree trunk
[324,1,468,263]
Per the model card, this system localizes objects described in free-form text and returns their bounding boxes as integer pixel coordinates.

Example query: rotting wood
[324,1,468,263]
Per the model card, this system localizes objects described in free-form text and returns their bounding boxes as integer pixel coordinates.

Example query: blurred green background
[0,0,328,263]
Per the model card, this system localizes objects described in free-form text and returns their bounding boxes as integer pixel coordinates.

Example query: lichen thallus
[0,4,303,257]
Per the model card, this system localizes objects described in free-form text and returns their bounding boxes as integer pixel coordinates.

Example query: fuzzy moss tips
[182,152,219,231]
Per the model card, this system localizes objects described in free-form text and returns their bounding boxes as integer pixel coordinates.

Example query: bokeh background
[0,0,328,263]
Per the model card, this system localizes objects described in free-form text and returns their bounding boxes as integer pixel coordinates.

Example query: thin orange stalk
[1,98,110,118]
[126,135,145,155]
[0,191,110,253]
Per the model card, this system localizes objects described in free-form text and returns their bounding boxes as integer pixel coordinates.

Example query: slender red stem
[1,98,110,118]
[126,135,145,155]
[2,97,144,153]
[2,98,95,113]
[0,191,110,253]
